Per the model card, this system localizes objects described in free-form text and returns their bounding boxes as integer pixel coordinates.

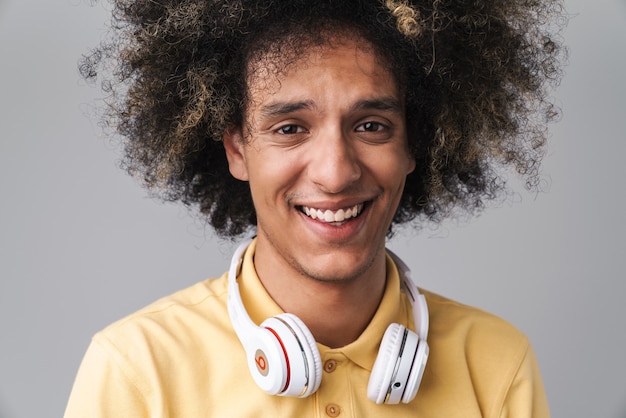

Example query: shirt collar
[237,238,412,372]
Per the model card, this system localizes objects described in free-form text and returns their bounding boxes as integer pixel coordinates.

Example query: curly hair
[81,0,566,237]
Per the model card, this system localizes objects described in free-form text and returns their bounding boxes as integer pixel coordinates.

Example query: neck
[253,240,387,348]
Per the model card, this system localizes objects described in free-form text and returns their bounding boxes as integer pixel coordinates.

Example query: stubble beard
[258,223,385,285]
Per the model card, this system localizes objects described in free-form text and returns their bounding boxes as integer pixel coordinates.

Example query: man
[66,0,564,416]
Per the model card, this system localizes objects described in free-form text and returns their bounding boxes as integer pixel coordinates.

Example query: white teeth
[301,204,363,223]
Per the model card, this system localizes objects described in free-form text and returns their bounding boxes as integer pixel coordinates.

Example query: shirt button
[325,403,341,417]
[324,359,338,373]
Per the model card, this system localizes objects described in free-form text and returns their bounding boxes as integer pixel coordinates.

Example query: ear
[405,138,416,175]
[223,127,249,181]
[406,155,416,175]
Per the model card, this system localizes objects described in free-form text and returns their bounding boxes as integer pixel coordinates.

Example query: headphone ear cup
[368,323,404,404]
[279,313,323,397]
[367,323,423,404]
[401,337,429,404]
[243,326,290,395]
[260,313,322,397]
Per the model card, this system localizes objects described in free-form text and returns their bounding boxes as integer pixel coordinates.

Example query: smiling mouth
[299,203,366,224]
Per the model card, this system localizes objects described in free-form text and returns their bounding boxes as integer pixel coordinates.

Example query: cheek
[366,148,414,182]
[246,153,302,202]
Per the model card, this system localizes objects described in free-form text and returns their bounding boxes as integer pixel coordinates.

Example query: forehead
[244,35,399,108]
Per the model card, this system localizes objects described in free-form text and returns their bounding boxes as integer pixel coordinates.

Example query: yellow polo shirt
[65,239,549,417]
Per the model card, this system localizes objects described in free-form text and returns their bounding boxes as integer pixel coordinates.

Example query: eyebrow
[350,97,403,115]
[258,97,403,120]
[259,100,316,120]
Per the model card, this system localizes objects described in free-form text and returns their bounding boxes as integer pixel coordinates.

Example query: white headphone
[227,239,429,404]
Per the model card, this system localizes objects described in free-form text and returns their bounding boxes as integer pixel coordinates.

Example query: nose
[307,129,361,194]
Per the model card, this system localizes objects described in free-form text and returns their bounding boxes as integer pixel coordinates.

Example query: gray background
[1,0,624,417]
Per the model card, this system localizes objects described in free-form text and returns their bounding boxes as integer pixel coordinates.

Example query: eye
[356,121,386,132]
[276,124,306,135]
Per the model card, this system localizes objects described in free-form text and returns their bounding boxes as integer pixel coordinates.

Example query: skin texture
[224,38,415,347]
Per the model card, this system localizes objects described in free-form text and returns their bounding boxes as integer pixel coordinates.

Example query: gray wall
[1,1,624,417]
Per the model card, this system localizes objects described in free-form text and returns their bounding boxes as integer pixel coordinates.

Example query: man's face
[224,37,415,283]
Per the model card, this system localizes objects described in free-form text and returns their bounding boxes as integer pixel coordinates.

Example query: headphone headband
[228,240,428,342]
[387,248,429,342]
[227,238,256,345]
[226,238,429,403]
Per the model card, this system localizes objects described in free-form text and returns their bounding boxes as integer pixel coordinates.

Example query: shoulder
[417,289,545,417]
[115,272,227,320]
[65,272,251,416]
[421,288,529,352]
[95,272,231,356]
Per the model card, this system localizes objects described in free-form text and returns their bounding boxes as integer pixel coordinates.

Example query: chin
[292,249,380,284]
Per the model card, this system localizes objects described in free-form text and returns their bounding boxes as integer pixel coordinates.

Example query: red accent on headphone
[265,326,291,393]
